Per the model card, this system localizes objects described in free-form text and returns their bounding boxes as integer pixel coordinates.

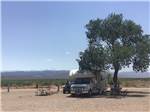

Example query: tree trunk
[36,84,38,88]
[7,85,10,93]
[113,69,119,88]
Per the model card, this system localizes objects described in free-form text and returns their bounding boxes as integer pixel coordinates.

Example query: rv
[69,71,107,96]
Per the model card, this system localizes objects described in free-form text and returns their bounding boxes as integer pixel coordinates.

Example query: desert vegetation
[1,78,150,88]
[1,79,66,88]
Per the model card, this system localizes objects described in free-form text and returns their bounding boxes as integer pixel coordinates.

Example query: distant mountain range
[1,70,150,80]
[1,70,70,80]
[118,71,150,78]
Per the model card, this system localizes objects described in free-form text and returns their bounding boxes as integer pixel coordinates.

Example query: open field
[119,78,150,88]
[1,78,150,88]
[1,79,66,87]
[1,87,150,112]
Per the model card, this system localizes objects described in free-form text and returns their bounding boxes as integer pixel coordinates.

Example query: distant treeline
[1,78,150,88]
[1,79,67,87]
[1,70,69,80]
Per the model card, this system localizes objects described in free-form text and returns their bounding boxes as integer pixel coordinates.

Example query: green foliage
[133,35,150,72]
[77,45,108,74]
[77,13,150,85]
[106,73,113,85]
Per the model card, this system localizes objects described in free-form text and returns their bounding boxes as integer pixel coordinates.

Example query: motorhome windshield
[73,78,91,84]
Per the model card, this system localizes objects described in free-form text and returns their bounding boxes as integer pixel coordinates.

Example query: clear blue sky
[2,1,150,71]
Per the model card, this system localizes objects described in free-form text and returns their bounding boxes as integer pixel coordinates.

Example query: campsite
[1,77,150,112]
[1,1,150,112]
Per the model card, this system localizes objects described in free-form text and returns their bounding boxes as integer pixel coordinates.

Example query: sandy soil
[1,88,150,112]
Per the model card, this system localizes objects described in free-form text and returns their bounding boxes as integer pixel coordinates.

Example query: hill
[118,71,150,78]
[1,70,150,80]
[1,70,69,80]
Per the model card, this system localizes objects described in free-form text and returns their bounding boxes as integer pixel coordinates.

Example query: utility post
[7,84,10,93]
[57,84,60,92]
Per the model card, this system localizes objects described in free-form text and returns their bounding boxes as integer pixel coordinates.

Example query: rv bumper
[71,90,89,94]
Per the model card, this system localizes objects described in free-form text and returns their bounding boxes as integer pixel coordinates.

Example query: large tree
[77,13,150,88]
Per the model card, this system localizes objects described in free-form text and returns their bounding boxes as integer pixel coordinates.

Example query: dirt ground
[1,87,150,112]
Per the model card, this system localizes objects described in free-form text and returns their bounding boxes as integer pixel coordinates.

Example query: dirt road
[1,88,150,112]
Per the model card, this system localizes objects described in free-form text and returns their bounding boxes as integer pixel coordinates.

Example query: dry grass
[120,78,150,88]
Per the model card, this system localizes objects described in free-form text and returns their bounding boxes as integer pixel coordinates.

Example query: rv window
[73,78,91,84]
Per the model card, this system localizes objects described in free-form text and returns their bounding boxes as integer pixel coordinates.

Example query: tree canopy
[77,13,150,87]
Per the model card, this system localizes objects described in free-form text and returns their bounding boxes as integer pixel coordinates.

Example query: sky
[1,1,150,71]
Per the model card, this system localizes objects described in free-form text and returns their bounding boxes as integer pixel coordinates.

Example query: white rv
[70,71,107,96]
